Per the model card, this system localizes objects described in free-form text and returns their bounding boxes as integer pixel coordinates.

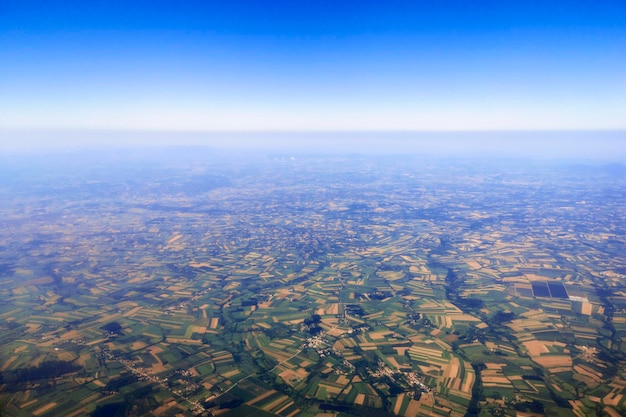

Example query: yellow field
[532,355,572,369]
[33,402,57,416]
[574,365,602,384]
[279,368,309,386]
[522,340,550,356]
[405,398,421,417]
[461,371,475,393]
[122,306,142,317]
[130,341,148,350]
[166,233,183,245]
[325,303,340,315]
[221,369,241,379]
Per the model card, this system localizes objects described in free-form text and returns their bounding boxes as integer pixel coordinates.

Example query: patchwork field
[1,153,625,417]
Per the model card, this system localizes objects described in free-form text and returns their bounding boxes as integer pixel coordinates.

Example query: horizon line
[3,128,626,134]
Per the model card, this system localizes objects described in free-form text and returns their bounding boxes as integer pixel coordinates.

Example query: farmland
[1,149,626,416]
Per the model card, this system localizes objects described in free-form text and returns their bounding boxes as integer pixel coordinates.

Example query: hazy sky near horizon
[1,0,625,135]
[1,131,626,161]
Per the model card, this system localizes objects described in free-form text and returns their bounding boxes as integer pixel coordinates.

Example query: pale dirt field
[326,303,340,315]
[603,392,623,407]
[603,406,623,417]
[461,372,475,393]
[33,402,57,416]
[532,355,572,369]
[279,368,308,387]
[152,400,177,417]
[393,393,406,415]
[574,364,602,383]
[131,341,148,350]
[285,408,301,417]
[246,389,277,405]
[405,397,422,417]
[522,340,550,356]
[442,357,460,381]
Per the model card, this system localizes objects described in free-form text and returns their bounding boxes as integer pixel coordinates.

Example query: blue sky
[1,1,625,137]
